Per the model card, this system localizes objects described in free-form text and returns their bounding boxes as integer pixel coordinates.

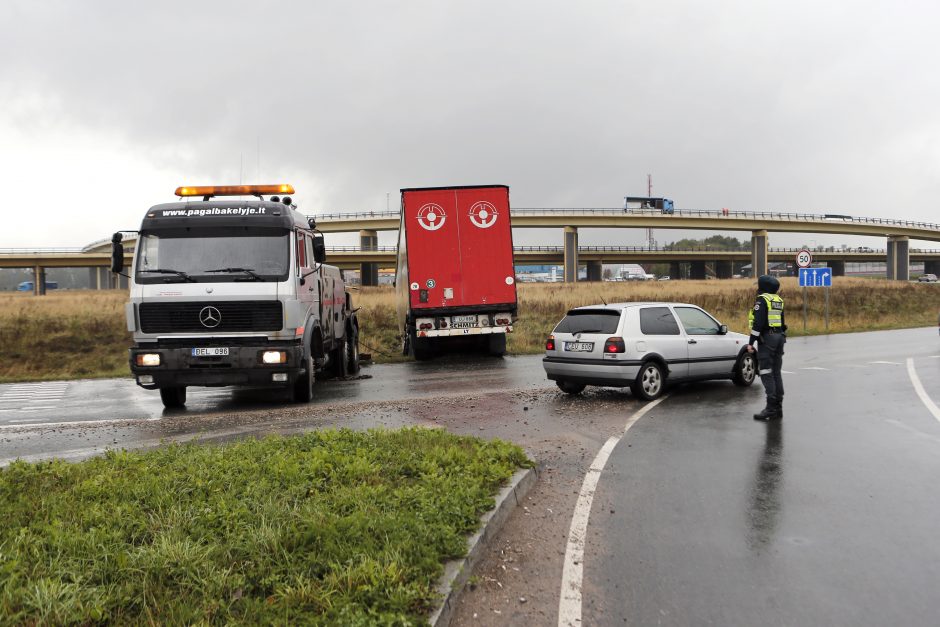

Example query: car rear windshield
[554,310,621,334]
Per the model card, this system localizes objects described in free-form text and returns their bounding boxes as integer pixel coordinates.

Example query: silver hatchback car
[542,302,756,400]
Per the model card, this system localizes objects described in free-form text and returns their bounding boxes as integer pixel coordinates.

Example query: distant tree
[663,235,747,251]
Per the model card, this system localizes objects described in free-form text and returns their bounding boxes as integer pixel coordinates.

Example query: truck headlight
[261,350,288,364]
[135,353,160,367]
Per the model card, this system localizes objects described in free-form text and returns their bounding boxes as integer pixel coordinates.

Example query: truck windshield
[135,230,290,283]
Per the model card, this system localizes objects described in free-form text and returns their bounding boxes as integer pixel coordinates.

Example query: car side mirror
[110,232,124,273]
[718,324,728,335]
[312,233,326,264]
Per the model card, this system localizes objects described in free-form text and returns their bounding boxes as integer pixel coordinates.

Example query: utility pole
[646,174,656,248]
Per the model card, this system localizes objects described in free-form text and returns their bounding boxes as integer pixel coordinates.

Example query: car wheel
[292,354,314,402]
[632,361,665,400]
[159,386,186,409]
[556,380,586,395]
[733,352,757,386]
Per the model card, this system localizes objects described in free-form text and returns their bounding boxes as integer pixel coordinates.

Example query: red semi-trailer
[396,185,518,359]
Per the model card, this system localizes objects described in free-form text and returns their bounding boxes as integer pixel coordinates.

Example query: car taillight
[546,335,556,351]
[604,337,625,353]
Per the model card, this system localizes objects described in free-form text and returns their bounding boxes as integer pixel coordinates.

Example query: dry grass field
[2,278,938,382]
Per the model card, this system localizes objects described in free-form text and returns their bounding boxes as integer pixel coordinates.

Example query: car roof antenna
[601,295,608,305]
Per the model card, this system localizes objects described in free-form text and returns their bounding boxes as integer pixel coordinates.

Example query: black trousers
[757,332,785,408]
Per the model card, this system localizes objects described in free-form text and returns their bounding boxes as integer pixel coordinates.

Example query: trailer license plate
[453,315,477,323]
[565,342,594,352]
[451,323,476,328]
[192,347,229,357]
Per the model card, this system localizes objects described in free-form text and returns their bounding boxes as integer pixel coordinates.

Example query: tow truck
[111,184,359,409]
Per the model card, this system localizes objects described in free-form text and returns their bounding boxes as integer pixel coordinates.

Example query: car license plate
[565,342,594,352]
[453,315,477,323]
[192,347,229,357]
[451,322,476,328]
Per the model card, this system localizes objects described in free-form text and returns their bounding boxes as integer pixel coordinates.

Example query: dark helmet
[757,274,780,294]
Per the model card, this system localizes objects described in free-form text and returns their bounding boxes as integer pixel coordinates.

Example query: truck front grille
[139,301,283,333]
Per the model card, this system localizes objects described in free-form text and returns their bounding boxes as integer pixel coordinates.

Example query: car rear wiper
[573,329,603,334]
[205,267,264,281]
[139,268,196,282]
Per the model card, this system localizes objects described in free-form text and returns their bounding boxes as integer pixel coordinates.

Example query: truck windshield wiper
[205,267,264,281]
[139,268,196,282]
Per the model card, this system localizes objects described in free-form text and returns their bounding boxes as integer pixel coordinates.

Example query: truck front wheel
[159,386,186,409]
[292,355,314,402]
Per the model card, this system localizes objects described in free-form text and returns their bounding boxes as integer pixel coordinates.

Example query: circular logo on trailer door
[199,306,222,328]
[468,201,498,228]
[417,203,447,231]
[426,279,436,289]
[410,282,419,291]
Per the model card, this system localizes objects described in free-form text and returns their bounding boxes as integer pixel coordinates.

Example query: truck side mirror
[312,233,326,264]
[110,232,124,274]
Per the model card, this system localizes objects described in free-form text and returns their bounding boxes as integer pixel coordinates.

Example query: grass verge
[0,428,531,625]
[2,278,938,381]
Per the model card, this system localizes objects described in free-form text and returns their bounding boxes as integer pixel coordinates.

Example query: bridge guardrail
[310,208,940,232]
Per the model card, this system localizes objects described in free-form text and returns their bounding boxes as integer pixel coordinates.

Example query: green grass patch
[0,428,531,625]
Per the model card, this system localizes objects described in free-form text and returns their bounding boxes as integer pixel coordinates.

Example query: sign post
[798,264,833,332]
[796,250,812,332]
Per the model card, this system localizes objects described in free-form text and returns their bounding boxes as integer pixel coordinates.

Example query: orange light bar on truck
[174,184,295,197]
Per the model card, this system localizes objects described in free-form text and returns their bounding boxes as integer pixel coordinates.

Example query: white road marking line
[8,418,48,423]
[800,367,829,371]
[27,406,58,411]
[869,361,901,365]
[558,395,667,627]
[781,370,795,374]
[0,417,161,430]
[906,358,940,425]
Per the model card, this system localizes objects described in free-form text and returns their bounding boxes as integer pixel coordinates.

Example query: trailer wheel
[331,337,348,378]
[159,386,186,409]
[346,325,360,375]
[409,329,433,361]
[292,355,314,402]
[488,333,507,357]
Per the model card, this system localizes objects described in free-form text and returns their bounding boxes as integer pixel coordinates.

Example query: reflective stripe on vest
[748,293,784,329]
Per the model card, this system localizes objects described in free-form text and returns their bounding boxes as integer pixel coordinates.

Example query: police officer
[747,274,787,420]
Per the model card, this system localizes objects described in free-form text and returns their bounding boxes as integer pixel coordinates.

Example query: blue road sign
[799,267,832,287]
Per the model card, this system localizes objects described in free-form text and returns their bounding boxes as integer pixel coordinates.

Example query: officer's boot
[753,399,782,421]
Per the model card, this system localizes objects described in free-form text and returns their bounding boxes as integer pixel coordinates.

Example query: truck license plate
[192,347,229,357]
[564,342,594,352]
[453,315,477,323]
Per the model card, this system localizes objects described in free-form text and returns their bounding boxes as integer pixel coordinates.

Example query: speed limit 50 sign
[796,249,813,268]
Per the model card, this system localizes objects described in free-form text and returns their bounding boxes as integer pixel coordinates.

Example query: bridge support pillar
[586,260,603,282]
[888,236,909,281]
[669,262,681,280]
[924,260,940,276]
[715,260,733,279]
[359,229,379,286]
[829,260,845,277]
[690,261,707,280]
[33,266,46,295]
[564,226,578,282]
[751,230,768,277]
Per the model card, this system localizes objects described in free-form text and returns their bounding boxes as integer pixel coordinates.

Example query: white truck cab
[112,184,359,409]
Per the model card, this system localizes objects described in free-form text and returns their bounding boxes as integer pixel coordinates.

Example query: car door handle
[688,339,697,344]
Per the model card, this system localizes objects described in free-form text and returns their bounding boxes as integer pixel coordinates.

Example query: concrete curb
[429,463,541,626]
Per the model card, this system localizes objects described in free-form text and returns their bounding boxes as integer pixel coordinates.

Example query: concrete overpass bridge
[4,208,940,292]
[318,207,940,283]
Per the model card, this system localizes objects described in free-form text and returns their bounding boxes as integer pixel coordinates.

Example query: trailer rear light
[138,375,154,385]
[419,323,433,330]
[438,319,448,328]
[136,353,161,367]
[261,350,288,364]
[546,335,555,351]
[174,184,294,197]
[604,337,626,353]
[496,318,511,325]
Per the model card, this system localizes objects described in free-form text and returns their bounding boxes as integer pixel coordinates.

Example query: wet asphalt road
[2,328,939,626]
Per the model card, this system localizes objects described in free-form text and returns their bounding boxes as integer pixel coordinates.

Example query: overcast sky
[2,0,938,249]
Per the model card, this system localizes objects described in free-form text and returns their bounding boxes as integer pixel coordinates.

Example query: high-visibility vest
[748,293,784,329]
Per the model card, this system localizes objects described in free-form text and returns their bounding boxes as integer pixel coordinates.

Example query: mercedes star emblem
[199,306,222,328]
